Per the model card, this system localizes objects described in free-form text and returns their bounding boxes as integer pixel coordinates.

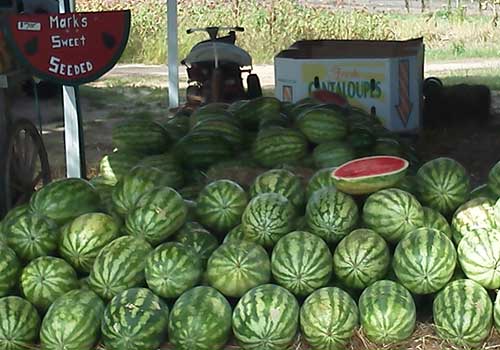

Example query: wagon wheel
[4,118,51,211]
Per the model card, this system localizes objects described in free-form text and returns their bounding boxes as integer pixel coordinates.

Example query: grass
[437,68,500,91]
[76,0,500,65]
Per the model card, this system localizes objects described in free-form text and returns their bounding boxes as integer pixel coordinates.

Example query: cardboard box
[274,38,424,133]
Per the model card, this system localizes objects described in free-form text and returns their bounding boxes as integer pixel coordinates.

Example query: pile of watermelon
[1,97,500,350]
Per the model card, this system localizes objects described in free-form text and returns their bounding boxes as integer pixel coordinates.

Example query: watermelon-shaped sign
[3,10,130,85]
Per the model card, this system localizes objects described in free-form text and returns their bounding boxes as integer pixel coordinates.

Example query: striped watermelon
[451,197,497,245]
[191,115,244,150]
[470,183,498,201]
[306,167,336,198]
[101,288,170,350]
[362,188,424,243]
[111,165,173,216]
[371,137,403,157]
[394,175,418,196]
[300,287,359,350]
[233,284,299,350]
[175,222,219,266]
[296,107,348,144]
[489,161,500,196]
[241,193,296,248]
[174,132,234,169]
[458,227,500,289]
[207,240,271,297]
[40,289,105,350]
[99,151,142,185]
[145,242,203,298]
[1,205,29,233]
[196,180,248,234]
[168,286,232,350]
[358,280,416,344]
[250,169,305,212]
[20,256,79,311]
[252,127,308,167]
[138,153,185,189]
[235,96,282,130]
[0,296,40,350]
[29,178,101,224]
[393,228,456,294]
[189,107,232,128]
[88,236,153,300]
[416,158,471,215]
[422,206,452,239]
[0,244,20,297]
[313,142,356,169]
[59,213,121,273]
[112,119,171,154]
[271,231,332,296]
[305,187,359,244]
[125,187,188,245]
[333,229,390,289]
[433,279,492,347]
[222,224,246,243]
[3,212,58,261]
[495,290,500,331]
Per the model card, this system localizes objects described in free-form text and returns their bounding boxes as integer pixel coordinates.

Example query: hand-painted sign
[3,10,130,85]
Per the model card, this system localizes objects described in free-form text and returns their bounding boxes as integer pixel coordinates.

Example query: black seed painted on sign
[102,32,116,49]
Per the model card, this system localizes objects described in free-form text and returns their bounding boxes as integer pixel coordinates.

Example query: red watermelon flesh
[311,90,349,108]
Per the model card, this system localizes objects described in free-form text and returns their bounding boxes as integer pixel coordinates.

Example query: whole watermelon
[250,169,305,213]
[145,242,203,298]
[88,236,152,300]
[433,279,492,348]
[252,127,308,167]
[271,231,332,296]
[362,188,424,242]
[470,183,498,201]
[393,228,456,294]
[489,161,500,196]
[305,187,359,244]
[416,157,470,215]
[196,180,248,234]
[458,228,500,289]
[40,289,105,350]
[241,193,296,248]
[99,151,142,185]
[138,153,185,189]
[297,107,348,144]
[300,287,359,350]
[358,280,416,344]
[174,222,219,266]
[0,296,40,350]
[59,213,121,273]
[29,178,101,224]
[451,197,497,245]
[112,119,171,154]
[101,288,170,350]
[312,142,356,169]
[0,244,21,297]
[222,224,246,243]
[174,132,234,169]
[333,229,390,289]
[125,187,188,245]
[233,284,299,350]
[191,115,244,150]
[235,96,282,130]
[207,240,271,297]
[306,167,336,199]
[421,206,452,239]
[168,286,232,350]
[20,256,79,311]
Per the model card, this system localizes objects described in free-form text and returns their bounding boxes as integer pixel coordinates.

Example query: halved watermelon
[332,156,409,195]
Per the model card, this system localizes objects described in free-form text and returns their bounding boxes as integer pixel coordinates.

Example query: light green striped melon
[0,244,21,297]
[451,197,497,245]
[98,151,142,186]
[20,256,79,311]
[168,286,232,350]
[300,287,359,350]
[0,296,40,350]
[40,289,105,350]
[101,288,170,350]
[489,161,500,197]
[271,231,332,296]
[138,153,185,189]
[362,188,424,243]
[421,206,452,239]
[416,157,470,215]
[88,236,153,301]
[222,224,246,243]
[112,119,171,155]
[358,280,416,344]
[306,167,336,199]
[393,228,456,294]
[125,187,188,245]
[333,229,390,289]
[252,127,308,167]
[458,227,500,289]
[305,187,359,244]
[174,222,219,266]
[296,107,348,144]
[233,284,299,350]
[59,213,121,273]
[433,279,492,348]
[241,193,296,248]
[207,240,271,297]
[145,242,203,298]
[196,179,248,234]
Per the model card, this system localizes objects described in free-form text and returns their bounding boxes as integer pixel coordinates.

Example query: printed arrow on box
[395,59,413,127]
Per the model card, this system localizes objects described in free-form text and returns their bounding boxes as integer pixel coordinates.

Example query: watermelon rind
[0,244,21,297]
[421,206,452,239]
[0,296,41,350]
[451,197,497,245]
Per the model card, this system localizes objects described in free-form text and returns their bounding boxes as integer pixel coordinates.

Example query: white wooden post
[167,0,179,109]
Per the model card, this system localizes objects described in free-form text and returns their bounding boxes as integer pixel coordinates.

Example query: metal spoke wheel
[4,118,51,211]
